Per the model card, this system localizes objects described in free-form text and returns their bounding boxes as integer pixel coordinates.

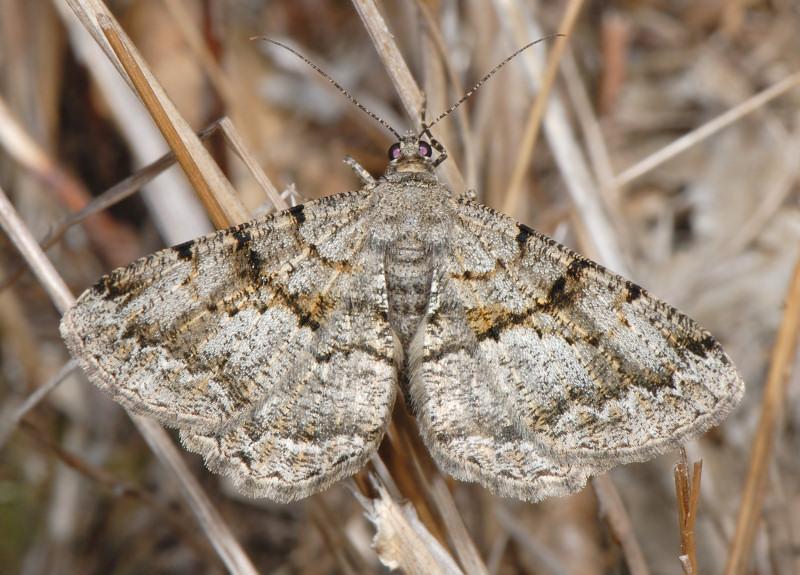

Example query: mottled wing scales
[409,199,744,501]
[408,278,592,500]
[61,191,397,501]
[180,263,396,501]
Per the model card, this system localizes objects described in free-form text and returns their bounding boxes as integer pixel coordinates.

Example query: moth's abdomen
[384,237,434,353]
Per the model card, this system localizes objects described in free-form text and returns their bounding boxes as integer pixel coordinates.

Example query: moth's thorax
[369,170,453,243]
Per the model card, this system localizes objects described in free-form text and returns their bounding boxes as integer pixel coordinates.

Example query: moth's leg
[344,156,376,188]
[253,184,308,218]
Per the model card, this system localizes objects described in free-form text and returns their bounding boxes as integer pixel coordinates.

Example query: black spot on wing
[173,240,195,261]
[680,333,717,360]
[246,248,263,281]
[91,274,121,299]
[625,282,643,303]
[515,223,535,250]
[546,275,575,309]
[567,259,590,278]
[232,228,252,250]
[543,256,596,311]
[225,226,263,284]
[289,204,306,226]
[92,270,139,302]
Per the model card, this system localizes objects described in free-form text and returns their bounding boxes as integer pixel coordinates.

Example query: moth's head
[386,131,434,173]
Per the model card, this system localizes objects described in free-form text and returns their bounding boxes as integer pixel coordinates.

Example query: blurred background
[1,0,799,573]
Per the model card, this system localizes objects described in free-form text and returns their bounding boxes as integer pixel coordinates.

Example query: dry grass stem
[414,0,478,188]
[612,70,800,190]
[130,416,259,575]
[725,254,800,575]
[674,448,702,575]
[382,407,452,549]
[351,0,425,124]
[69,0,241,216]
[502,0,584,216]
[359,482,464,574]
[309,500,372,575]
[65,0,242,221]
[4,360,78,449]
[428,476,489,575]
[493,504,570,575]
[561,49,617,198]
[100,22,245,228]
[495,0,630,275]
[216,117,285,209]
[592,474,651,575]
[0,184,74,312]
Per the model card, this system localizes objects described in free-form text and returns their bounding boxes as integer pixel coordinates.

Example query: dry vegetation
[1,0,799,574]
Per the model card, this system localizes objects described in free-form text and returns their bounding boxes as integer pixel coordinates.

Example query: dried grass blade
[725,254,800,575]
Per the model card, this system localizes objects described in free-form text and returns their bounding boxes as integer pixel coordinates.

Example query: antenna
[425,34,565,130]
[252,36,401,140]
[254,34,564,146]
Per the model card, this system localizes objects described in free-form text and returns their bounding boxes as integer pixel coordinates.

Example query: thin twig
[350,0,426,125]
[0,359,79,450]
[428,476,489,575]
[132,415,259,575]
[18,418,224,568]
[502,0,585,216]
[674,447,701,575]
[592,474,651,575]
[0,183,74,313]
[611,70,800,189]
[725,253,800,575]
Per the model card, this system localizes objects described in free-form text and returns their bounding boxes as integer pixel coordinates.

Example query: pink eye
[388,143,402,160]
[419,141,432,157]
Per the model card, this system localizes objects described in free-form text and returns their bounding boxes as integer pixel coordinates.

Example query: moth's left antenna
[252,37,402,140]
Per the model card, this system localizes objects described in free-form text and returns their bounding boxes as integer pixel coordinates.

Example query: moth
[61,41,744,503]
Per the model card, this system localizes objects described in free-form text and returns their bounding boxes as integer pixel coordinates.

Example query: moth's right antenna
[425,34,565,130]
[253,37,402,141]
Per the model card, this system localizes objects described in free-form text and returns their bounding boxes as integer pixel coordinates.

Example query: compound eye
[419,140,432,157]
[388,143,402,160]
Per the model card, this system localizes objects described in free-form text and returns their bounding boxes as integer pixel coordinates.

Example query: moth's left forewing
[61,191,399,502]
[409,199,744,500]
[60,191,377,430]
